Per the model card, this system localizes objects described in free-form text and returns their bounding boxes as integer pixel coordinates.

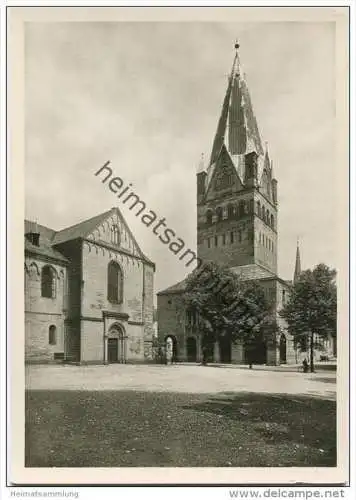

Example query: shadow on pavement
[182,391,336,466]
[311,377,337,384]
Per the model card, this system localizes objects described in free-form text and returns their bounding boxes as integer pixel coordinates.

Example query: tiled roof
[230,264,276,281]
[157,264,291,296]
[24,221,69,263]
[52,210,113,245]
[157,277,188,296]
[25,208,155,268]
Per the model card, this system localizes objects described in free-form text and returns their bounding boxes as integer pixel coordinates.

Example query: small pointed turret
[264,142,271,170]
[293,239,302,283]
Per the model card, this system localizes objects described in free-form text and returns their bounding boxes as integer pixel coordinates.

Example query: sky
[25,20,337,297]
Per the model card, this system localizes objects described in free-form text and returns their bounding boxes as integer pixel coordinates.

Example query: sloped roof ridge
[52,209,113,245]
[157,276,188,295]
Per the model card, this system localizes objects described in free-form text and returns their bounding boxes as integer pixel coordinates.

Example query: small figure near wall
[165,337,174,365]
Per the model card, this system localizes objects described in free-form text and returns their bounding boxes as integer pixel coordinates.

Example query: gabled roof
[52,209,113,246]
[25,207,155,268]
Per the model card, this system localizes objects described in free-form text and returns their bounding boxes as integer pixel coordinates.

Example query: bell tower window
[227,204,234,219]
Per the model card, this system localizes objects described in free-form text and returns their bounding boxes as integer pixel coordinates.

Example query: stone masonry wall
[25,255,67,362]
[157,292,186,359]
[143,264,155,360]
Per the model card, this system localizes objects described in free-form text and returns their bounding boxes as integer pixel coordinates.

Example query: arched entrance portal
[107,324,126,363]
[279,333,287,364]
[164,335,178,363]
[219,336,231,363]
[186,337,197,362]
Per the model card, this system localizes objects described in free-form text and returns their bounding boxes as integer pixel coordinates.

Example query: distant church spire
[293,239,302,283]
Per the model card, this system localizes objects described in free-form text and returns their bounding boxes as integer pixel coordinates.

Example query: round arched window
[49,325,57,345]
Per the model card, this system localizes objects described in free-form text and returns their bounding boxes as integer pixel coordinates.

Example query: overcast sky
[25,21,336,296]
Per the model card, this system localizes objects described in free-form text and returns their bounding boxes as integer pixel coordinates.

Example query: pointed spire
[293,239,301,283]
[209,41,264,173]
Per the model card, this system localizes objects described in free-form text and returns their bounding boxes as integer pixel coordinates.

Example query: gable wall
[81,241,145,322]
[86,211,140,257]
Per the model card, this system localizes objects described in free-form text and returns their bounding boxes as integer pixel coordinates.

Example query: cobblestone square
[25,364,336,467]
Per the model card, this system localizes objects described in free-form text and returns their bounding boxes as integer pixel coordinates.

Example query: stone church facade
[157,45,296,365]
[25,207,155,364]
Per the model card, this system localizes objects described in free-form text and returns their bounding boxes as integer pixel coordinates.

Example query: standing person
[157,346,164,364]
[302,358,309,373]
[201,344,208,366]
[165,337,173,365]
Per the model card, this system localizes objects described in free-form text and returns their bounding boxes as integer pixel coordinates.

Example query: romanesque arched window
[49,325,57,345]
[107,261,123,304]
[262,206,265,221]
[216,207,223,222]
[257,200,261,217]
[206,210,213,225]
[111,224,120,245]
[41,265,56,298]
[249,199,254,214]
[266,209,270,225]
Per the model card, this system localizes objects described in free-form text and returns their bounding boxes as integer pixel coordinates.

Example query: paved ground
[26,363,336,400]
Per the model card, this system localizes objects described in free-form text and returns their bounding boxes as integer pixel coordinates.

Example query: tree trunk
[310,332,315,373]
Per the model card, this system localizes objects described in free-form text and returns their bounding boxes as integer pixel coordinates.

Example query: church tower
[197,43,278,276]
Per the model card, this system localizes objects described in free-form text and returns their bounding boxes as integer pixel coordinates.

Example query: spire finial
[232,39,241,77]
